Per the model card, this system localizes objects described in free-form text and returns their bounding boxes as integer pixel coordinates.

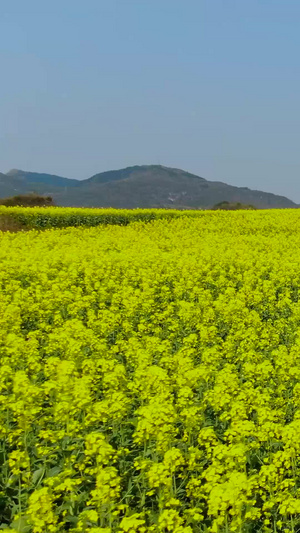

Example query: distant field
[0,206,204,232]
[2,212,300,531]
[0,205,297,232]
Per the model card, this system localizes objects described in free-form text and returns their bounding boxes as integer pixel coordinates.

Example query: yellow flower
[27,487,57,533]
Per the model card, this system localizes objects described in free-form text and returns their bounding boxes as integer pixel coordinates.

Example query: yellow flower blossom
[2,210,300,530]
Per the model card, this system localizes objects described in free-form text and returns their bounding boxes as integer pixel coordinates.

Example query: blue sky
[1,0,300,201]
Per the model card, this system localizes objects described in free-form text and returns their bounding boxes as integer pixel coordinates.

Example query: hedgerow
[0,206,204,230]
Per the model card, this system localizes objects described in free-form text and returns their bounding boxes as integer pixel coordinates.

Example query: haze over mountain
[0,166,297,209]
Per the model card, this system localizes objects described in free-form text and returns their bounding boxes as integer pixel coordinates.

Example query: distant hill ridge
[0,165,297,209]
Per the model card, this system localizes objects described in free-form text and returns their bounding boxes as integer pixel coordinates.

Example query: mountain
[0,171,32,198]
[1,165,297,209]
[6,169,79,190]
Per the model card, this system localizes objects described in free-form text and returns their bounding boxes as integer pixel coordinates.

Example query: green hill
[1,165,297,209]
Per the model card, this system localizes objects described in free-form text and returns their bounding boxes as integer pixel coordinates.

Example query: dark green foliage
[0,194,54,207]
[212,201,257,210]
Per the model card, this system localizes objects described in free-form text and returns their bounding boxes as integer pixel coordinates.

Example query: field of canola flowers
[3,210,300,532]
[0,206,202,231]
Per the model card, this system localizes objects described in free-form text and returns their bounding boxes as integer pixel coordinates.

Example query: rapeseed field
[2,210,300,532]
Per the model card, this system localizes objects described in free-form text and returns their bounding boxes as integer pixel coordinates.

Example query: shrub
[212,201,256,210]
[0,193,54,207]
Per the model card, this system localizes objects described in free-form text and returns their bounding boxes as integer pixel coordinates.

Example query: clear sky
[1,0,300,201]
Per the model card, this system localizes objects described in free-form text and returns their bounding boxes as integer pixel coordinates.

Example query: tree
[0,193,54,207]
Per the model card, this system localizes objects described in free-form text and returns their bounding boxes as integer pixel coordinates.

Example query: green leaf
[32,467,45,485]
[48,465,61,477]
[11,516,31,533]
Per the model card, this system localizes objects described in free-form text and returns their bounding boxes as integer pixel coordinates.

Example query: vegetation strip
[0,206,205,231]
